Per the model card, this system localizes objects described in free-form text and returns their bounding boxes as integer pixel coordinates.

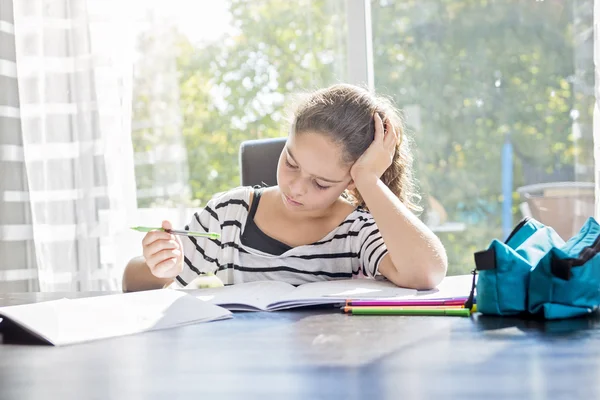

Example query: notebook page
[268,279,417,310]
[342,275,476,301]
[185,280,295,311]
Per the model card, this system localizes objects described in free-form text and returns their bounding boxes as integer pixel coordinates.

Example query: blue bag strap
[473,218,542,272]
[504,217,531,247]
[474,247,496,271]
[551,258,574,281]
[469,246,498,310]
[551,234,600,281]
[464,269,478,310]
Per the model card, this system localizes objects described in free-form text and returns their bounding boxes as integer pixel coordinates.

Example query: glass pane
[371,0,594,274]
[131,0,349,208]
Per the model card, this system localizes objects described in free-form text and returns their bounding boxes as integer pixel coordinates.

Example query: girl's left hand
[350,113,399,184]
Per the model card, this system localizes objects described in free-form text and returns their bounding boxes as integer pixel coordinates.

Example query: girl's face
[276,132,354,213]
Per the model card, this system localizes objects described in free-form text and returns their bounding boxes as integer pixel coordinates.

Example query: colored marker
[347,305,466,310]
[343,306,471,317]
[345,303,478,312]
[130,226,220,239]
[347,299,470,307]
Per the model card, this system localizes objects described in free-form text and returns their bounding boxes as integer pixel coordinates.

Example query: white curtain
[0,0,136,291]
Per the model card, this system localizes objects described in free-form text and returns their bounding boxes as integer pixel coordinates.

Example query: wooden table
[1,291,600,399]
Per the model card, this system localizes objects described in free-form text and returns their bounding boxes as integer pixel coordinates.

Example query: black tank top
[241,188,293,256]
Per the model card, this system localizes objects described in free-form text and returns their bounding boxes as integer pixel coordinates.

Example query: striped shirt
[171,186,389,288]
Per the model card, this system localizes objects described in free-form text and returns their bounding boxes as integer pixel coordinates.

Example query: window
[131,0,349,210]
[371,0,594,274]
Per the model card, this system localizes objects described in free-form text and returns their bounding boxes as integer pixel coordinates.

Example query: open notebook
[182,278,416,311]
[182,275,475,312]
[0,289,231,346]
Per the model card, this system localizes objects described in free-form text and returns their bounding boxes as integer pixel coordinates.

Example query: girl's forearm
[355,175,448,287]
[122,256,174,292]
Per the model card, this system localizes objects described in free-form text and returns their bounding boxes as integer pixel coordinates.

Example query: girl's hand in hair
[350,113,399,185]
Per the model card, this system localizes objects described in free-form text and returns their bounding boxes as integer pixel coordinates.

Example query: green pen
[344,307,471,317]
[130,226,221,239]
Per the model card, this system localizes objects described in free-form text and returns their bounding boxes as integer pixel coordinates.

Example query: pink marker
[347,298,470,307]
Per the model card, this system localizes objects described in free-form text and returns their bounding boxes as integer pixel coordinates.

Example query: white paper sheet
[0,289,231,346]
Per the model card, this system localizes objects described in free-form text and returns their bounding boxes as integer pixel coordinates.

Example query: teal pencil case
[474,217,600,319]
[474,218,563,316]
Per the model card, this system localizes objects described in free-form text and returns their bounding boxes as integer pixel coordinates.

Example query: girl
[122,84,447,292]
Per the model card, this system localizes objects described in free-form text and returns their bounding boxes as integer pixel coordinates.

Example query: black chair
[239,137,287,187]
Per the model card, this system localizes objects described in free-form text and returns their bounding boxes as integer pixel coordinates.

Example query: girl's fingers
[146,248,181,270]
[392,121,400,144]
[374,113,385,142]
[142,230,173,247]
[173,234,184,250]
[385,120,396,143]
[152,257,180,278]
[145,239,179,260]
[382,120,397,153]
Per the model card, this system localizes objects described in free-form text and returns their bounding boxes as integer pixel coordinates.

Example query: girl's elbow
[386,247,448,290]
[415,237,448,290]
[421,254,448,290]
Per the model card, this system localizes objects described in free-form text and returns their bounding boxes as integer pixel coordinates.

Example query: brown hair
[290,84,421,212]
